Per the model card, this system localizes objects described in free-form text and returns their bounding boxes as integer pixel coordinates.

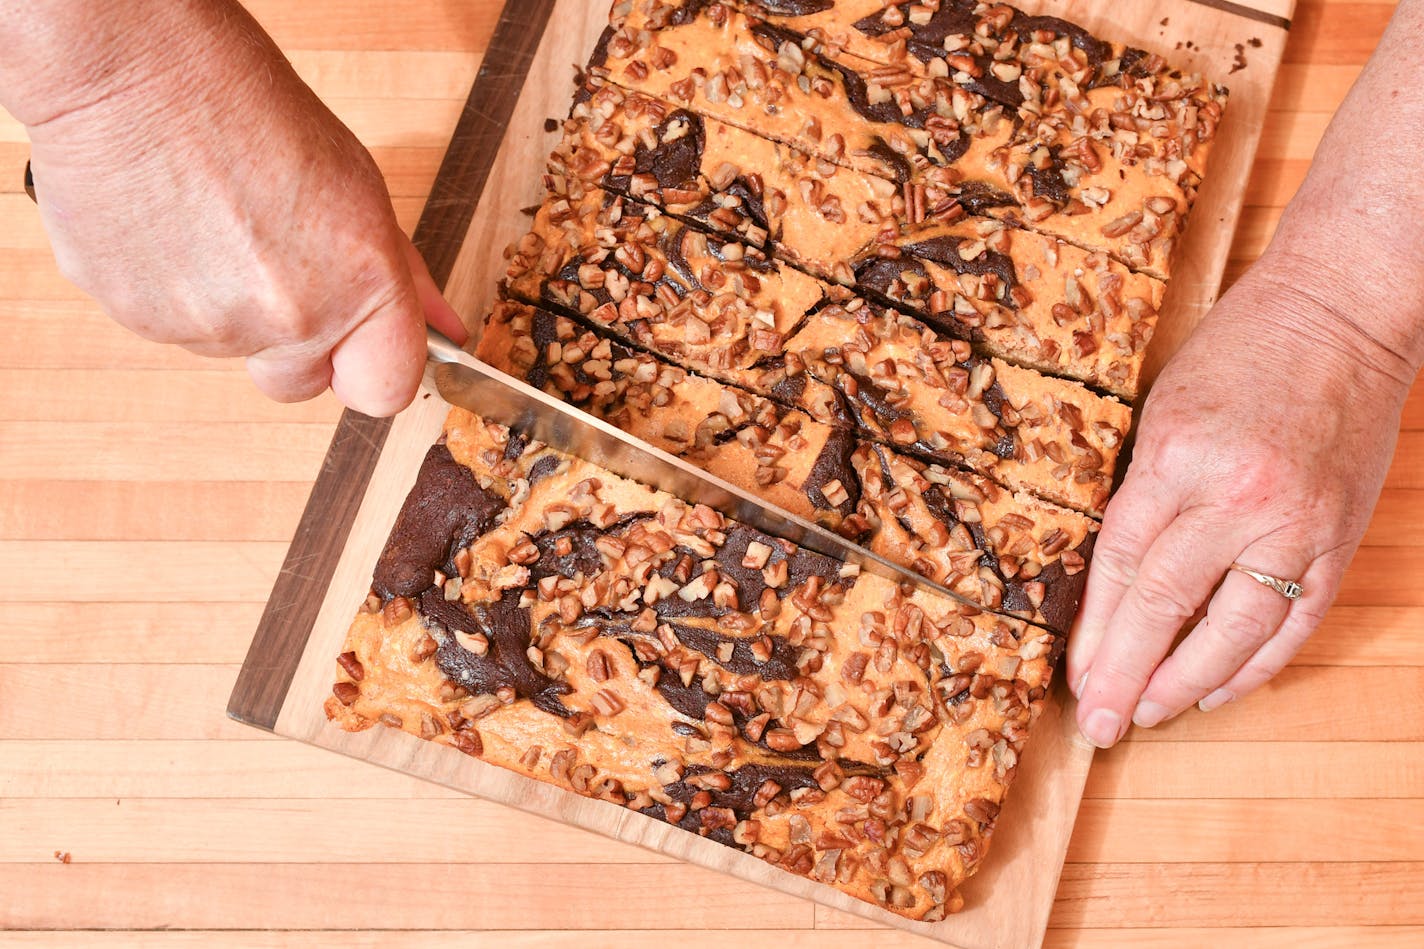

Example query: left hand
[1066,258,1415,748]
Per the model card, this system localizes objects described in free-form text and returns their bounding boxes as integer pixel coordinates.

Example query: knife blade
[426,326,980,609]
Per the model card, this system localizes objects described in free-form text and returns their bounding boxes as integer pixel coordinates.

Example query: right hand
[16,1,466,416]
[1067,259,1414,746]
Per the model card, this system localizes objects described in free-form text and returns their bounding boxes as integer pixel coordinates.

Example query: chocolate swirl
[423,591,574,718]
[373,445,506,599]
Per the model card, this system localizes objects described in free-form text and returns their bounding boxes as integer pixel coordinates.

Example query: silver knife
[426,326,978,608]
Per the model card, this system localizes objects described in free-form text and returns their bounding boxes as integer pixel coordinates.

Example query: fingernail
[1082,708,1124,749]
[1132,700,1171,729]
[1072,671,1089,700]
[1198,688,1235,712]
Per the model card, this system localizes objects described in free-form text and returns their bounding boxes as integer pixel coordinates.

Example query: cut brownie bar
[477,299,1097,630]
[850,440,1094,630]
[550,83,1163,397]
[477,300,868,539]
[846,217,1162,398]
[593,1,983,183]
[596,0,1225,279]
[737,0,1230,279]
[329,409,1060,919]
[782,300,1128,516]
[738,1,1211,114]
[502,189,1128,515]
[508,186,827,379]
[552,85,898,282]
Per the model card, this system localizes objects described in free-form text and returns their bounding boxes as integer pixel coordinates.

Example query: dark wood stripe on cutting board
[227,0,559,732]
[413,0,559,287]
[1184,0,1292,30]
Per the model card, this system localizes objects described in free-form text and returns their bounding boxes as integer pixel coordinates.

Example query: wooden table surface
[2,1,1420,946]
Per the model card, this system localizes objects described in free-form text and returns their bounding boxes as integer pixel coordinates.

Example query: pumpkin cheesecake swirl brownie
[328,410,1059,919]
[323,0,1234,923]
[733,0,1153,97]
[549,84,1164,397]
[592,1,991,184]
[781,299,1126,520]
[508,188,826,379]
[841,217,1160,398]
[476,299,1097,631]
[736,1,1230,152]
[735,0,1230,279]
[595,0,1226,280]
[502,189,1129,515]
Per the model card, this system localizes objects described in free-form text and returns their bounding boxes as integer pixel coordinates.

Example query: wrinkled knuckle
[1211,609,1274,654]
[247,348,332,402]
[1142,422,1207,471]
[1131,574,1198,623]
[350,279,415,334]
[331,236,409,306]
[1099,482,1157,533]
[232,282,306,349]
[281,306,331,346]
[1147,658,1218,700]
[261,299,345,354]
[1085,533,1144,585]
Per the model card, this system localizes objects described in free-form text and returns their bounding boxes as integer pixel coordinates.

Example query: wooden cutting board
[229,1,1296,946]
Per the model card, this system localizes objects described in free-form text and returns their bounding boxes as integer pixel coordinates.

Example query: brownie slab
[552,84,893,276]
[329,409,1060,920]
[594,0,989,184]
[594,0,1225,279]
[730,0,1230,278]
[846,217,1163,398]
[782,300,1128,516]
[321,0,1239,925]
[502,188,1128,514]
[508,186,827,378]
[737,1,1223,125]
[477,299,1097,630]
[550,83,1162,397]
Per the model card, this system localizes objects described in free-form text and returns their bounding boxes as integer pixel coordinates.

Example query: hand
[16,1,466,416]
[1067,258,1415,748]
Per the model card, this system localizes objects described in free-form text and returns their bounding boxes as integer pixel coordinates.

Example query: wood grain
[0,422,331,481]
[1,863,818,931]
[8,861,1424,930]
[0,604,267,663]
[3,0,1418,947]
[0,932,1418,949]
[7,737,1421,801]
[2,929,1424,940]
[5,796,1420,865]
[248,0,1300,946]
[0,482,315,542]
[0,665,262,741]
